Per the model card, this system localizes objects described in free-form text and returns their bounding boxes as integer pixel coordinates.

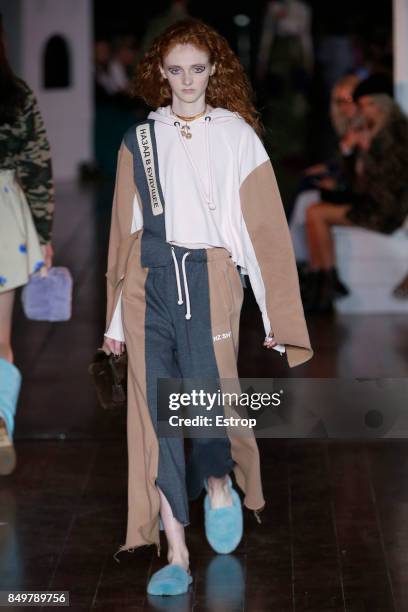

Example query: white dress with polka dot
[0,170,44,293]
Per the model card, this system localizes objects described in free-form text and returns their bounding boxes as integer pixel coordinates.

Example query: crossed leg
[305,202,353,269]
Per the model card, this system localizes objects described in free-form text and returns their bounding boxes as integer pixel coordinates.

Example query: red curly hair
[132,18,264,136]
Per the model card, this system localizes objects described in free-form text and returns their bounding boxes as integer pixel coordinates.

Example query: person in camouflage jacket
[0,11,54,475]
[0,78,54,245]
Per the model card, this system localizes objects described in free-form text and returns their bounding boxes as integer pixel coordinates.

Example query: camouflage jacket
[0,79,54,244]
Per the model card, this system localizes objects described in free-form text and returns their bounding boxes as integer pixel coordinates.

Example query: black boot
[301,268,323,312]
[316,269,335,313]
[327,267,349,298]
[315,267,349,313]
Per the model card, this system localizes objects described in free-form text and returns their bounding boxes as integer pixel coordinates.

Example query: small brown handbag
[88,349,127,409]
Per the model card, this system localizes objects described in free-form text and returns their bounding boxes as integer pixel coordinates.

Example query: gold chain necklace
[171,106,207,139]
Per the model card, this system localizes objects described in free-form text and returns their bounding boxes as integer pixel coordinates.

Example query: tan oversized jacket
[105,118,313,556]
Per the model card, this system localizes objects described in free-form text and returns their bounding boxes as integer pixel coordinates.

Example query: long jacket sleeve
[238,131,313,368]
[105,141,142,335]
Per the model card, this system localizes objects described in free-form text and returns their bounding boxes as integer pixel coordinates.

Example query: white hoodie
[106,105,285,353]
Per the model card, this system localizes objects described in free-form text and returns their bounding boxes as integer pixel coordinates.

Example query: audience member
[290,74,361,262]
[301,74,408,311]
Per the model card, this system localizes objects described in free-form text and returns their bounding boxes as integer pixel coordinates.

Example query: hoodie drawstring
[171,247,191,319]
[204,116,215,210]
[173,117,216,210]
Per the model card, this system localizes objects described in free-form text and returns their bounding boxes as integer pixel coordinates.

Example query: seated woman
[303,74,408,312]
[289,74,360,263]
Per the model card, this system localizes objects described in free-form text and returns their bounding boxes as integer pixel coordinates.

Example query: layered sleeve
[238,124,313,368]
[105,138,143,340]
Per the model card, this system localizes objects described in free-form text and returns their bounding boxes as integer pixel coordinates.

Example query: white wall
[393,0,408,114]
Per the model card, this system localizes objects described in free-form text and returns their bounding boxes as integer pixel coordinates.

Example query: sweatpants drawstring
[181,252,191,320]
[171,247,183,305]
[171,247,191,319]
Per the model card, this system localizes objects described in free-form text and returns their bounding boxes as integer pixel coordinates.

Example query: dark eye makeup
[167,65,207,75]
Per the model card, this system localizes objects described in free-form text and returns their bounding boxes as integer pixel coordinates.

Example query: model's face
[159,43,215,105]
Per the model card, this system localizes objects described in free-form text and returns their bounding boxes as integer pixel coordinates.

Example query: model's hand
[40,243,53,269]
[263,331,278,349]
[103,337,125,356]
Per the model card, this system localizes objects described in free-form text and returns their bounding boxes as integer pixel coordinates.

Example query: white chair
[289,189,320,262]
[333,223,408,313]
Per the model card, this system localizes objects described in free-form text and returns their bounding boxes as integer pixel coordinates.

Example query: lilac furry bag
[21,266,73,321]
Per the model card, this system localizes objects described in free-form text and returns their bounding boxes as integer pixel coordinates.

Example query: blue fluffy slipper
[204,476,243,554]
[147,564,193,596]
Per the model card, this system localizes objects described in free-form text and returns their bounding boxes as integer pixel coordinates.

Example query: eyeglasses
[332,96,354,106]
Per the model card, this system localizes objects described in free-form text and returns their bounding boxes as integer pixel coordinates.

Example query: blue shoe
[147,564,193,596]
[204,476,243,554]
[0,359,21,475]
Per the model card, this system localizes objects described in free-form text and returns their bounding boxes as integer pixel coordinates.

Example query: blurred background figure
[290,74,361,263]
[139,0,190,57]
[0,14,54,475]
[301,74,408,312]
[110,36,138,95]
[94,39,117,99]
[256,0,313,160]
[310,7,392,162]
[93,37,141,178]
[93,2,191,179]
